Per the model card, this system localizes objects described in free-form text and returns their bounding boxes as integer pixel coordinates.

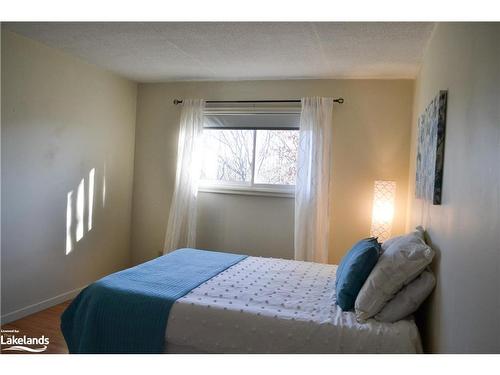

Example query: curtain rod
[173,98,344,105]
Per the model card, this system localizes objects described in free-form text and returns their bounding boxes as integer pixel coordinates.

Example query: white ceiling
[4,22,435,82]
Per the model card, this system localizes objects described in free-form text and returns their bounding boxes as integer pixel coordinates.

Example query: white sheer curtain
[163,99,206,253]
[294,97,334,263]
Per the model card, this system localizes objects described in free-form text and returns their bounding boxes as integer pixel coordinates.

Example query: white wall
[1,30,137,322]
[407,23,500,353]
[131,79,414,265]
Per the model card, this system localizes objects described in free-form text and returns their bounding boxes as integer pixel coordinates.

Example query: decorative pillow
[381,235,403,252]
[335,237,381,311]
[354,227,435,321]
[375,270,436,323]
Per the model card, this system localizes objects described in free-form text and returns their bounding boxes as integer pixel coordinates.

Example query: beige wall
[196,192,294,259]
[131,79,414,265]
[1,30,137,322]
[407,23,500,353]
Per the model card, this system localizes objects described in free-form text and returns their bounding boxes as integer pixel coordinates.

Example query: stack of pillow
[335,226,436,323]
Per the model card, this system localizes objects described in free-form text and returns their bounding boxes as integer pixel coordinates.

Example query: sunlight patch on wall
[76,178,85,242]
[102,163,107,207]
[66,167,102,254]
[88,168,95,231]
[65,191,74,254]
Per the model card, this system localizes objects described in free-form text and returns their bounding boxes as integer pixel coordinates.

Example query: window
[254,130,298,185]
[200,127,299,196]
[201,129,254,184]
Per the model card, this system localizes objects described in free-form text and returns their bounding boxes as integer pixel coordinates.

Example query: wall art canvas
[415,90,448,205]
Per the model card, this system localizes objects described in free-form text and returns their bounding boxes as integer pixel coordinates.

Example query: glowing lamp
[370,180,396,242]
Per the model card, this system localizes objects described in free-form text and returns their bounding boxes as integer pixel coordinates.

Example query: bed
[166,255,421,353]
[61,249,422,354]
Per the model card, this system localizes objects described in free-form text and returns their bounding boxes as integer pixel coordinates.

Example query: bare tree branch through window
[201,129,298,187]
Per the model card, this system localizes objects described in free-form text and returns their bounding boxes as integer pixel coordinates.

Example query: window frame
[198,128,297,198]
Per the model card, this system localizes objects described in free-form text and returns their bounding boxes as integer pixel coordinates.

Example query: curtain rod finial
[173,99,182,105]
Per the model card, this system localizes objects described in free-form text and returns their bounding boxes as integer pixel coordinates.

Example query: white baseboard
[1,286,86,325]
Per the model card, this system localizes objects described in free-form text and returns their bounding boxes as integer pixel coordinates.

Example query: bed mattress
[165,256,422,353]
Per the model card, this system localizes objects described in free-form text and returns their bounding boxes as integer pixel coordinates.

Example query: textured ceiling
[4,22,435,82]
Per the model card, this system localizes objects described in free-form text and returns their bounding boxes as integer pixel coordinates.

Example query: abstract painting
[415,90,448,205]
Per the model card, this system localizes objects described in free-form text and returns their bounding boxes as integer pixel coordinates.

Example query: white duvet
[165,256,422,353]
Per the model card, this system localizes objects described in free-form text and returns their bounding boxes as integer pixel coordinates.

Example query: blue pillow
[335,237,381,311]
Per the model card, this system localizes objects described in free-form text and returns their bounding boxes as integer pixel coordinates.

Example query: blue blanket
[61,248,247,353]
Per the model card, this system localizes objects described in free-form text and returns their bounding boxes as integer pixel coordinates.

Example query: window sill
[198,185,295,198]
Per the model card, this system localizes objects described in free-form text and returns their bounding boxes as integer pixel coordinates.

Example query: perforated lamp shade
[370,180,396,242]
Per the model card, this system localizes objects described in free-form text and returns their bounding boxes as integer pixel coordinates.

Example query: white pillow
[374,270,436,323]
[354,227,435,321]
[381,235,403,252]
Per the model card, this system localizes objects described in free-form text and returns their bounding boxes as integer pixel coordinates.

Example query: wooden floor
[1,301,70,354]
